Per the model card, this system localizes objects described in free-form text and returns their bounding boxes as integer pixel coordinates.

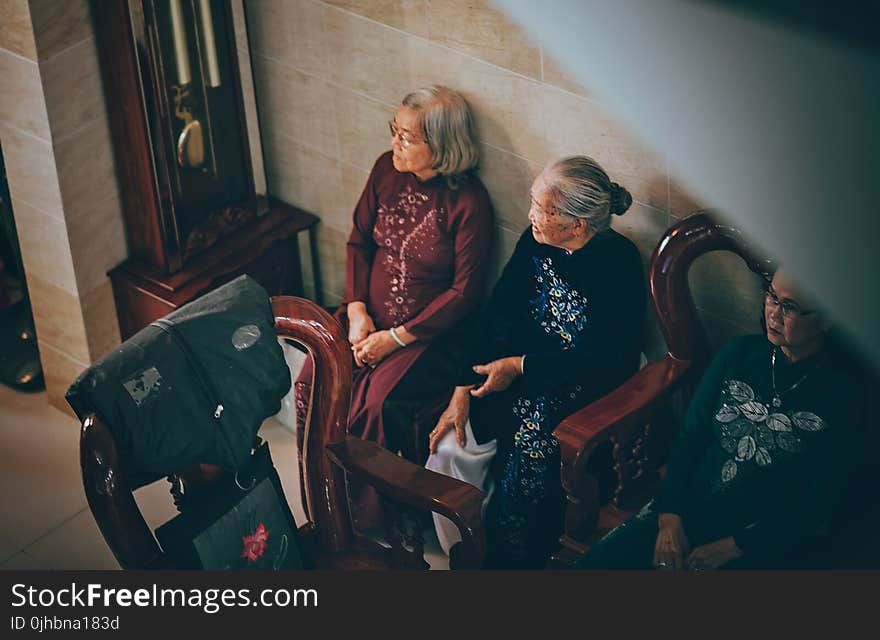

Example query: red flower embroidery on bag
[241,523,269,562]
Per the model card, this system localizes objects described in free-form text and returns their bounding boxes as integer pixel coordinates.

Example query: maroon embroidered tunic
[297,151,493,449]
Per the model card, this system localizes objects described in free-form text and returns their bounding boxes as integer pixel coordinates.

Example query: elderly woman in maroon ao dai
[295,85,494,481]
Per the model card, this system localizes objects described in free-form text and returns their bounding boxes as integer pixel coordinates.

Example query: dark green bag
[66,275,291,488]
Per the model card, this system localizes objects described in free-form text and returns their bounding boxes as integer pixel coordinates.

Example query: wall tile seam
[249,28,620,156]
[0,120,52,147]
[496,221,526,237]
[424,0,431,39]
[60,181,120,224]
[480,141,541,168]
[265,128,344,165]
[36,335,91,371]
[70,263,119,302]
[260,114,552,176]
[632,200,668,216]
[19,506,90,556]
[9,192,65,226]
[339,158,376,176]
[20,267,78,301]
[13,202,78,288]
[315,0,579,95]
[0,47,56,144]
[336,144,540,188]
[49,111,108,148]
[262,129,670,232]
[12,194,122,302]
[36,34,92,67]
[0,45,38,65]
[316,0,343,168]
[0,550,38,568]
[252,51,397,110]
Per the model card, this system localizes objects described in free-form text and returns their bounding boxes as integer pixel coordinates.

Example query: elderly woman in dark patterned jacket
[426,156,646,569]
[576,269,869,570]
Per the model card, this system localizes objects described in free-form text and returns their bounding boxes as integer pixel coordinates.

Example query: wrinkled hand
[470,356,522,398]
[352,330,399,368]
[429,386,472,453]
[685,537,742,571]
[653,513,691,570]
[347,304,376,367]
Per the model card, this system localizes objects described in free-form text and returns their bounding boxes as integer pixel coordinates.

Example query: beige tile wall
[245,0,764,357]
[0,0,124,413]
[0,0,764,417]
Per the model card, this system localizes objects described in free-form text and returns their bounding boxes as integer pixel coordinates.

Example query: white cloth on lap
[424,420,497,555]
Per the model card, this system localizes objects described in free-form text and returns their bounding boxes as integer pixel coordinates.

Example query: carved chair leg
[380,497,431,571]
[558,467,601,558]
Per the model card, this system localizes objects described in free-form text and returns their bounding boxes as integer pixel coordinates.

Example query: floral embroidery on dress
[712,378,828,489]
[494,389,577,561]
[373,185,443,325]
[529,257,588,349]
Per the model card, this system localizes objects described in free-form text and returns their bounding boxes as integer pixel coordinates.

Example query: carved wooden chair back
[80,297,485,569]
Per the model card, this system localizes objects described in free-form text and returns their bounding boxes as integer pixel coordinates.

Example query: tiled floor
[0,382,448,570]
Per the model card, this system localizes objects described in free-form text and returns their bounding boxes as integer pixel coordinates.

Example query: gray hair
[402,85,479,188]
[543,156,632,233]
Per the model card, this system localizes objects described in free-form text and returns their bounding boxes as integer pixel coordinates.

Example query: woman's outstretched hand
[653,513,691,570]
[470,356,523,398]
[429,386,473,453]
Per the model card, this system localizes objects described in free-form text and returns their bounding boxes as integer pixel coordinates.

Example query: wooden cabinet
[93,0,319,337]
[109,198,319,340]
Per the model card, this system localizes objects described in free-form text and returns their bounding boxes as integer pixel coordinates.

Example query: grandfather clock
[93,0,320,339]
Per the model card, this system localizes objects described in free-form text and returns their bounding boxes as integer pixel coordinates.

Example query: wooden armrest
[553,356,691,478]
[80,414,164,569]
[326,436,486,564]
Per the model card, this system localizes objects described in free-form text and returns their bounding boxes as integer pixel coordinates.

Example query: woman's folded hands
[352,331,399,368]
[653,513,691,570]
[347,302,376,367]
[653,513,743,570]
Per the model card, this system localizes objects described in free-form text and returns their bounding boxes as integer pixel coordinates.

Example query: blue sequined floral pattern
[530,257,589,349]
[494,389,578,564]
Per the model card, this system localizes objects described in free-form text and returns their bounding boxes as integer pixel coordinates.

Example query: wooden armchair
[550,212,773,566]
[80,297,486,570]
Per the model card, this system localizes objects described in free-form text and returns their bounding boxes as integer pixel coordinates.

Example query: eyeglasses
[529,193,574,221]
[764,286,816,319]
[388,121,425,149]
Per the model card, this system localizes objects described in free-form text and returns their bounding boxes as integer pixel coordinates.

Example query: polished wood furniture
[109,198,320,340]
[550,212,773,566]
[93,0,259,274]
[80,297,485,570]
[93,2,322,339]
